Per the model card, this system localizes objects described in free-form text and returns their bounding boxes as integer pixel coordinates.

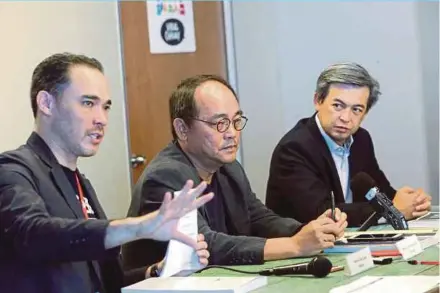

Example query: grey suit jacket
[122,141,302,269]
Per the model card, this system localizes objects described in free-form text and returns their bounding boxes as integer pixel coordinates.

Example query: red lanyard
[74,173,88,219]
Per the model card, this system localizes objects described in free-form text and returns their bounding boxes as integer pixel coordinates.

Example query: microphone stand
[357,212,381,231]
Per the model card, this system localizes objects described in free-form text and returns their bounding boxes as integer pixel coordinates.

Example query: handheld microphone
[259,256,332,278]
[351,172,408,231]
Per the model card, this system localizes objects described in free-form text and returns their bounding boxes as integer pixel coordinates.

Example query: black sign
[160,18,184,46]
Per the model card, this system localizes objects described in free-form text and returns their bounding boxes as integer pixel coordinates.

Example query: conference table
[199,225,439,292]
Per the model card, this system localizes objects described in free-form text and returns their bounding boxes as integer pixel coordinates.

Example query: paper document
[330,276,439,293]
[408,212,440,229]
[345,229,437,237]
[121,276,268,293]
[160,189,202,278]
[420,230,440,249]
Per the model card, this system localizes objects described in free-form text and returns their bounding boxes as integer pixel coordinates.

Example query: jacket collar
[26,132,106,219]
[26,131,60,169]
[171,141,247,235]
[306,114,345,202]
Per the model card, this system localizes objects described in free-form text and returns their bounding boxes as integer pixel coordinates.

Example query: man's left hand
[195,234,209,266]
[147,233,210,278]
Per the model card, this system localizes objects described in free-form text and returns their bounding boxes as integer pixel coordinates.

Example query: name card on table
[395,235,423,260]
[420,230,440,250]
[345,247,375,276]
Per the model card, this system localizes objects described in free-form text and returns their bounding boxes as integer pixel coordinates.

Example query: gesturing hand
[136,180,214,249]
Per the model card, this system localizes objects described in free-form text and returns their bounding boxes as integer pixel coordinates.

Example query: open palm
[137,180,214,248]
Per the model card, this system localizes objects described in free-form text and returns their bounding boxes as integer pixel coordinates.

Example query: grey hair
[315,62,381,111]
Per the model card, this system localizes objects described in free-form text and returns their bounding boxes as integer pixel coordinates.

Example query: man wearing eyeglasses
[122,74,348,270]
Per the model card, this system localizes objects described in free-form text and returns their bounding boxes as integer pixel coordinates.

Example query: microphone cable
[194,257,327,276]
[194,265,264,275]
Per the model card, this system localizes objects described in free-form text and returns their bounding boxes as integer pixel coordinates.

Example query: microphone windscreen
[311,256,332,278]
[350,172,376,199]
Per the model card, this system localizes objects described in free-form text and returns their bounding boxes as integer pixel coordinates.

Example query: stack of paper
[121,276,268,293]
[330,276,439,293]
[408,212,439,230]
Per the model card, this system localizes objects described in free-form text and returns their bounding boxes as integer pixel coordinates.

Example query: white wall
[232,2,439,204]
[0,2,132,218]
[1,2,437,219]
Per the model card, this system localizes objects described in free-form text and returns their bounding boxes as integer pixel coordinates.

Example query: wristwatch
[149,262,161,278]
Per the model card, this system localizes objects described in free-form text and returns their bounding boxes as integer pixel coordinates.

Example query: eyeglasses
[192,116,248,133]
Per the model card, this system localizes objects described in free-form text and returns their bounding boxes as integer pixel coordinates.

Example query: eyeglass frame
[191,115,248,133]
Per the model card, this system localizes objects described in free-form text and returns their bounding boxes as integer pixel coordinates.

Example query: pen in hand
[330,191,336,221]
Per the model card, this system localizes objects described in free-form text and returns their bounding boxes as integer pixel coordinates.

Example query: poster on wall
[146,0,196,54]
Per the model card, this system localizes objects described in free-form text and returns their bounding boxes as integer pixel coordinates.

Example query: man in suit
[266,62,432,227]
[0,52,213,293]
[123,74,347,270]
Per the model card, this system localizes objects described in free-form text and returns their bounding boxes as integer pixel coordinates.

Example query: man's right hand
[104,180,214,250]
[263,209,347,261]
[318,208,347,239]
[135,180,214,247]
[289,216,345,256]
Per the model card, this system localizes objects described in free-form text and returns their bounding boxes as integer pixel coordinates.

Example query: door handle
[131,154,146,168]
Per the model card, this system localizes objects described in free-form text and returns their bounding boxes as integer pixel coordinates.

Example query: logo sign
[161,18,184,46]
[147,1,196,54]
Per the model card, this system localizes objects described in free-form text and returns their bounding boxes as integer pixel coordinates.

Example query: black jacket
[122,141,302,269]
[266,115,396,227]
[0,132,144,293]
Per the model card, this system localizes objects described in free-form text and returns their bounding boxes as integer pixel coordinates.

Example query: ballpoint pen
[330,265,344,273]
[331,191,336,221]
[408,260,440,265]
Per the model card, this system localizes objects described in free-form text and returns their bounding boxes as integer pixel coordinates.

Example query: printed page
[160,189,202,278]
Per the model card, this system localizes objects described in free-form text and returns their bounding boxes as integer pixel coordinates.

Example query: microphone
[259,256,332,278]
[351,172,408,231]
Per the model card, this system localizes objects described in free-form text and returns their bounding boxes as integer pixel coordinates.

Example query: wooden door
[119,1,228,183]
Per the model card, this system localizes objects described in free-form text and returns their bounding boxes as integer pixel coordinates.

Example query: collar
[174,140,220,180]
[315,114,353,154]
[26,131,61,168]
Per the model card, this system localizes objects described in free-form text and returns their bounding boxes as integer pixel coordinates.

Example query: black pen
[330,191,336,221]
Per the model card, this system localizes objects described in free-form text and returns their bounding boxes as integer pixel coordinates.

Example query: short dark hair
[169,74,237,140]
[30,52,104,118]
[315,62,381,111]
